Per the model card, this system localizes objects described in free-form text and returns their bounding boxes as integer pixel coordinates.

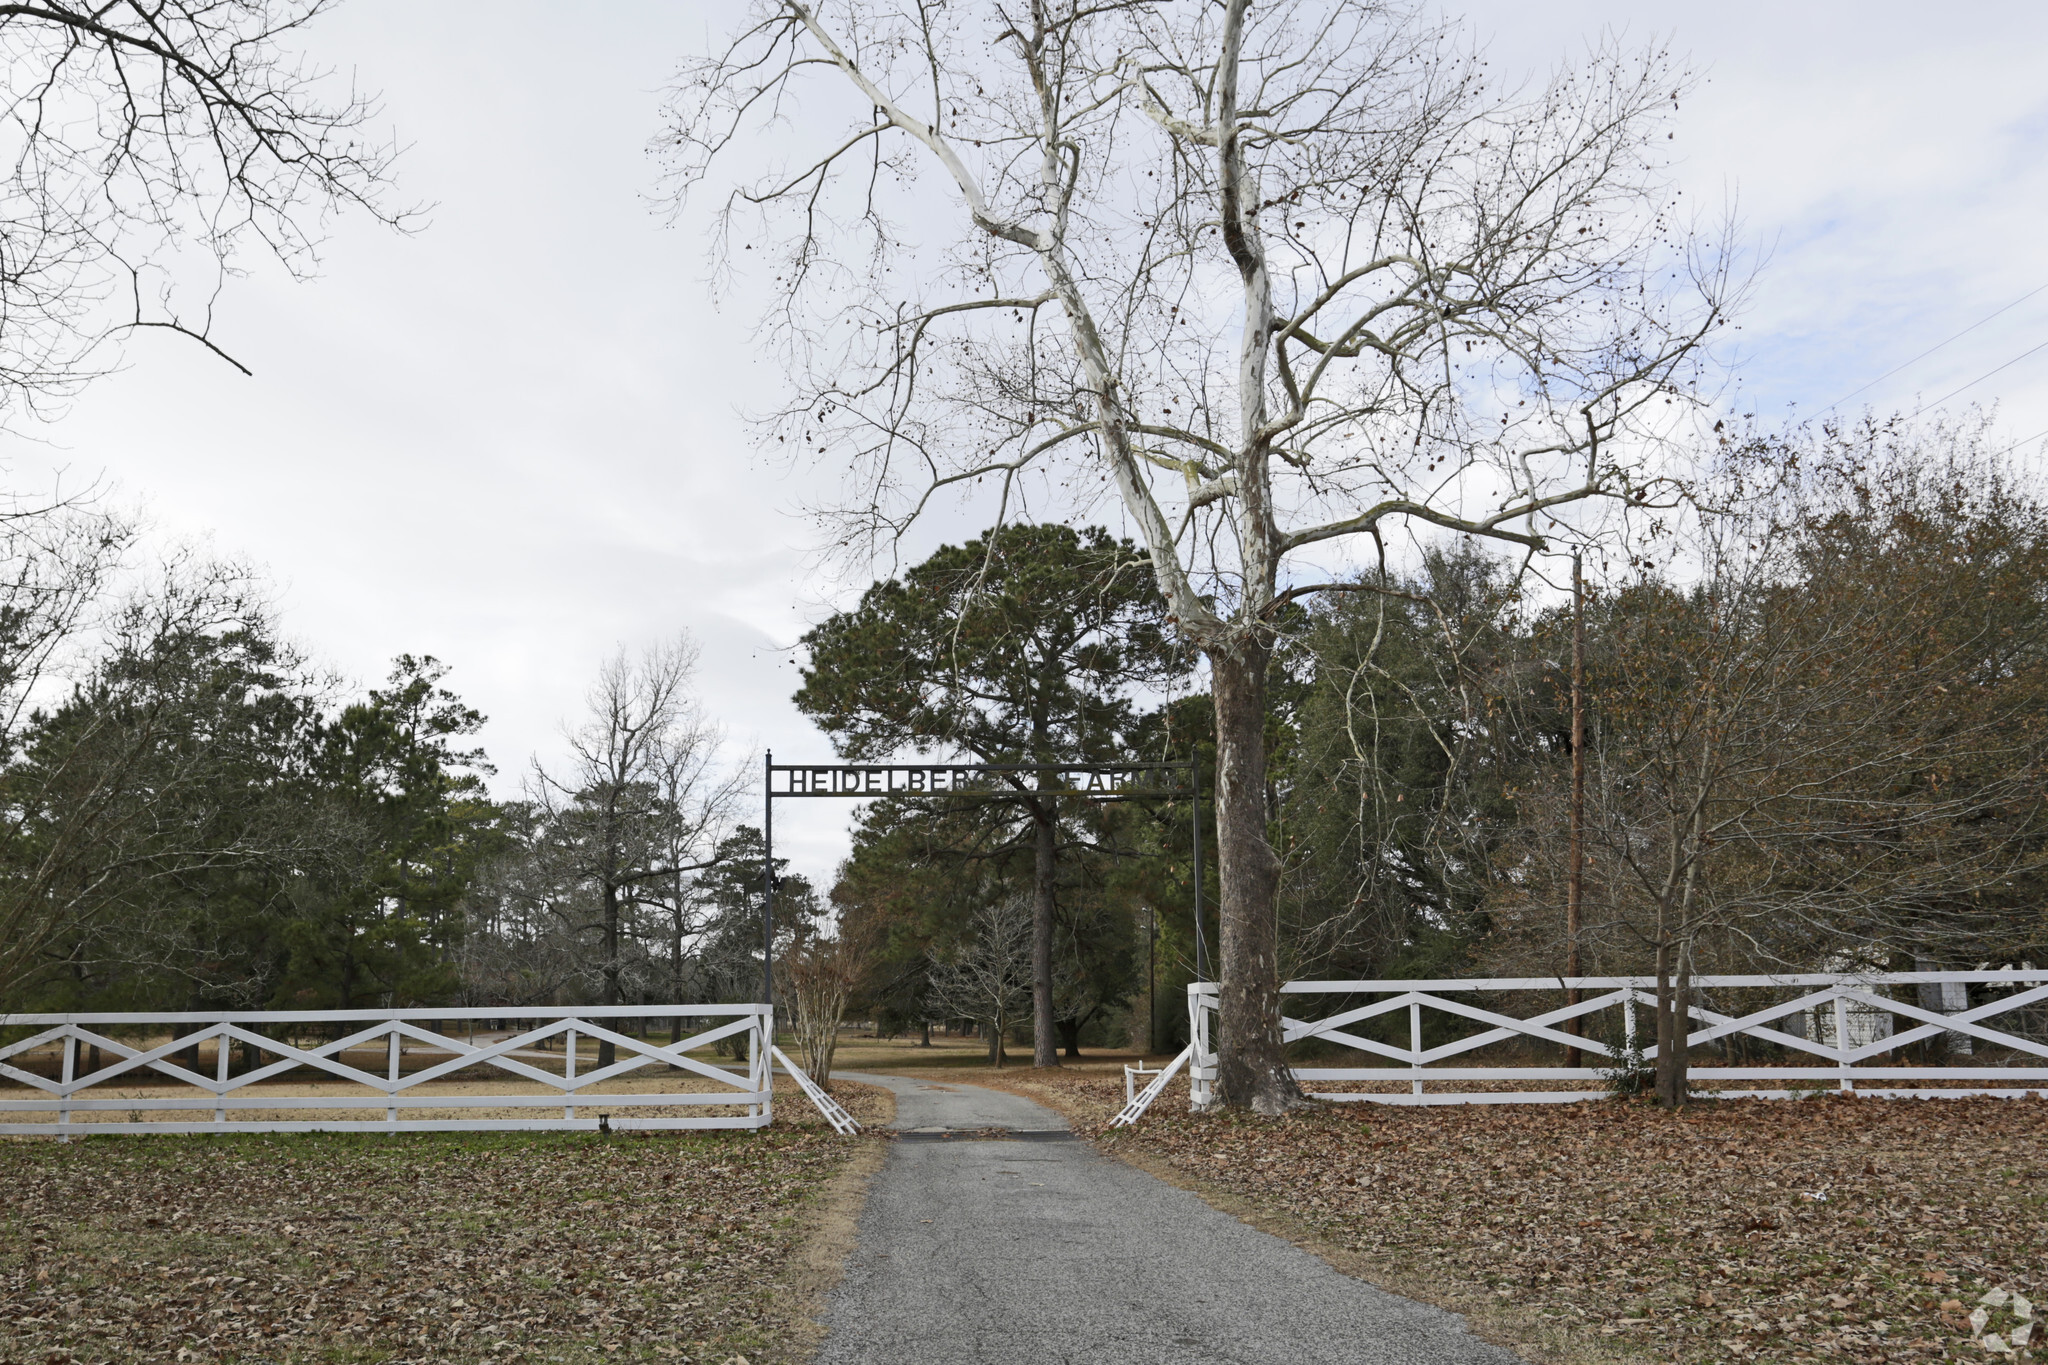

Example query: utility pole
[1566,555,1586,1068]
[1147,903,1158,1056]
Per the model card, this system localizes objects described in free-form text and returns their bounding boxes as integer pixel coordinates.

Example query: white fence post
[1409,1000,1424,1096]
[58,1030,74,1139]
[215,1026,230,1124]
[387,1030,400,1124]
[1187,985,1214,1108]
[1833,994,1853,1094]
[564,1027,577,1121]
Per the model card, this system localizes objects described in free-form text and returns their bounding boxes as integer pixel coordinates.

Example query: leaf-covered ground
[0,1078,888,1365]
[949,1065,2048,1364]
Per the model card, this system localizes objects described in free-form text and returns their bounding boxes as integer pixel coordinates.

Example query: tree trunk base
[1248,1076,1313,1116]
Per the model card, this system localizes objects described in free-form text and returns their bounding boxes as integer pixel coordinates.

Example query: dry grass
[818,1030,1163,1075]
[0,1077,892,1365]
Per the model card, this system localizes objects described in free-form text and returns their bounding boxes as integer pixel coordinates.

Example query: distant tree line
[0,500,781,1019]
[9,419,2042,1073]
[815,420,2048,1066]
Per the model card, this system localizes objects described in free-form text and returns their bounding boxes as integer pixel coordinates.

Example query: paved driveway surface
[820,1071,1520,1365]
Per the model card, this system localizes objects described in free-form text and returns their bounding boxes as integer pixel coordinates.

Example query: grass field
[0,1076,891,1365]
[818,1029,1165,1074]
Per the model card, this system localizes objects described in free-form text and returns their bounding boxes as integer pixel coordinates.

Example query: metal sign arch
[760,754,1207,1006]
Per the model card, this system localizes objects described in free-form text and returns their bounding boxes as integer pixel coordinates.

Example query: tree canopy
[798,522,1185,1064]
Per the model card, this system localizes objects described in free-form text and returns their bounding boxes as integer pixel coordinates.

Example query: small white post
[388,1030,401,1124]
[1833,994,1853,1093]
[1409,1000,1424,1096]
[58,1030,76,1139]
[752,1010,769,1124]
[565,1027,577,1121]
[1187,987,1212,1107]
[215,1026,230,1125]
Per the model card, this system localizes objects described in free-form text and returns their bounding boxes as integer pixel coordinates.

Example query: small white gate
[1182,970,2048,1108]
[0,1005,813,1134]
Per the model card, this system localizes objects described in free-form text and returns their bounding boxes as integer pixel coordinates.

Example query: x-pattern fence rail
[0,1005,848,1135]
[1184,971,2048,1109]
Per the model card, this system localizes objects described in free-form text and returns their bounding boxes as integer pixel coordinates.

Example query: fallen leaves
[0,1078,886,1365]
[964,1066,2047,1365]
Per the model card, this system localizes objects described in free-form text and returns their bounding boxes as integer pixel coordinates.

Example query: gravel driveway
[821,1071,1522,1365]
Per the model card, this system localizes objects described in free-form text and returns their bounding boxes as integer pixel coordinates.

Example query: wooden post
[387,1031,400,1125]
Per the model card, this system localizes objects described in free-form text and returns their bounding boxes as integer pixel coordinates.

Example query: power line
[1991,424,2048,460]
[1822,280,2048,413]
[1917,336,2048,413]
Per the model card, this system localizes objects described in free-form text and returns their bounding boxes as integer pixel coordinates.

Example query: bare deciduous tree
[529,637,748,1065]
[1492,427,2048,1106]
[660,0,1733,1110]
[926,894,1034,1067]
[0,530,301,1006]
[0,1,409,412]
[778,907,880,1083]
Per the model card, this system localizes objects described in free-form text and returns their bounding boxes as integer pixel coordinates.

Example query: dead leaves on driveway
[972,1066,2048,1364]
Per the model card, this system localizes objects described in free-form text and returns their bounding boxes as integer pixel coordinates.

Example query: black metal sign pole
[762,749,774,1008]
[1192,755,1206,982]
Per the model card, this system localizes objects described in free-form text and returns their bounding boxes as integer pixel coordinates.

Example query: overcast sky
[7,1,2046,884]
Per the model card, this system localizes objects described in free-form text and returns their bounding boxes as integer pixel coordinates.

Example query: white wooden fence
[0,1005,857,1135]
[1182,970,2048,1109]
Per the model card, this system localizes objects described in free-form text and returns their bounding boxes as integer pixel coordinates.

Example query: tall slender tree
[531,638,745,1065]
[796,523,1184,1066]
[663,0,1732,1109]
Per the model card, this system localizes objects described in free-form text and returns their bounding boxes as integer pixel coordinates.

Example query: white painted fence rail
[770,1046,861,1135]
[1109,1044,1194,1127]
[0,1005,788,1135]
[1185,971,2048,1108]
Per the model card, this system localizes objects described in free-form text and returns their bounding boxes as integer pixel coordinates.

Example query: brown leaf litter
[950,1064,2048,1365]
[0,1077,890,1365]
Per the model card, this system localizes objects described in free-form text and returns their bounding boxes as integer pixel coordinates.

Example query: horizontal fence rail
[1186,971,2048,1108]
[0,1005,779,1135]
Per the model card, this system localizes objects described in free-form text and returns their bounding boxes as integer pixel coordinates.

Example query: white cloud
[6,0,2046,882]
